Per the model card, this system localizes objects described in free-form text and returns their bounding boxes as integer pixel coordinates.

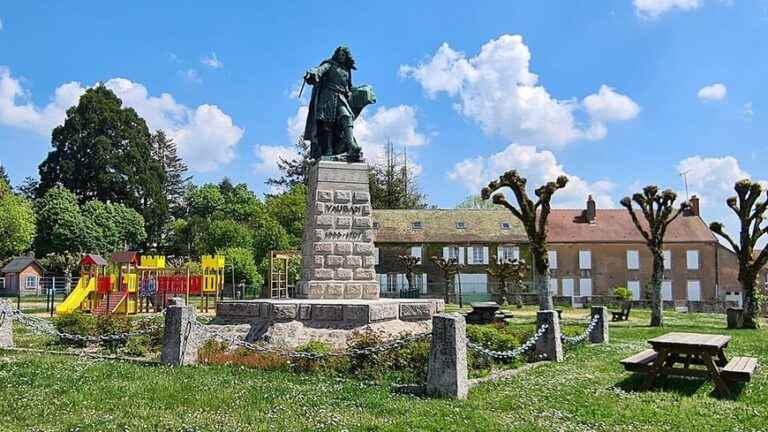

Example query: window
[628,280,641,300]
[455,221,466,229]
[25,276,38,289]
[470,246,488,264]
[662,280,673,301]
[444,245,464,264]
[410,246,422,260]
[548,250,558,269]
[663,250,671,269]
[498,245,519,262]
[579,278,592,297]
[500,222,511,230]
[372,222,380,230]
[411,221,423,230]
[687,280,701,301]
[579,250,592,270]
[548,278,558,295]
[561,278,575,297]
[686,250,699,270]
[627,250,639,270]
[455,273,488,293]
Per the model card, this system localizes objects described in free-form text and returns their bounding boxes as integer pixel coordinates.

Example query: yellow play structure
[56,253,225,315]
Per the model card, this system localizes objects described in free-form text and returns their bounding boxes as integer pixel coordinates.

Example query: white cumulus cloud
[634,0,701,18]
[448,143,616,208]
[697,83,727,101]
[0,67,243,172]
[400,35,639,148]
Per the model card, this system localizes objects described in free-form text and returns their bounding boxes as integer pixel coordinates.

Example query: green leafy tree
[82,201,147,254]
[265,184,306,241]
[198,219,254,254]
[220,247,262,288]
[37,85,165,245]
[252,218,292,264]
[456,195,501,209]
[219,180,264,223]
[34,186,97,255]
[186,184,225,219]
[0,164,10,187]
[0,178,36,258]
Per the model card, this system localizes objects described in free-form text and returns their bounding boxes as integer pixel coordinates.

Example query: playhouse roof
[80,254,108,266]
[111,251,140,264]
[1,256,45,274]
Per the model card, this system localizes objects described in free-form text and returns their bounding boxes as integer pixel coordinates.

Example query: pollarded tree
[398,254,421,292]
[620,186,688,327]
[486,257,528,305]
[481,171,568,310]
[430,256,461,305]
[709,179,768,329]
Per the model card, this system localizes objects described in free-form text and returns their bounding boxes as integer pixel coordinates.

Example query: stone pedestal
[589,306,609,344]
[534,310,563,362]
[0,300,13,349]
[727,307,744,329]
[427,314,468,399]
[161,298,202,366]
[297,161,379,300]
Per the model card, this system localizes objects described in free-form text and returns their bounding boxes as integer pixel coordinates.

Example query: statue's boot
[321,122,334,157]
[340,115,361,161]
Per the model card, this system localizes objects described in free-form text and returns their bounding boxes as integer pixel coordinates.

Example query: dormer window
[456,221,466,230]
[412,221,423,230]
[372,222,380,230]
[500,222,511,230]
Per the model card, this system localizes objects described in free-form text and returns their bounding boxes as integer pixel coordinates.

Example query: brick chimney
[585,195,597,223]
[687,195,700,216]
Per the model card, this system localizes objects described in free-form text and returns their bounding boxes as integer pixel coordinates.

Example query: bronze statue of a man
[302,46,375,163]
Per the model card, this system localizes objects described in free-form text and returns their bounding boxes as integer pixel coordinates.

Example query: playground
[50,253,225,317]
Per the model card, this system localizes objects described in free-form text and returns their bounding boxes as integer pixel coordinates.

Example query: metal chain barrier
[466,324,549,360]
[561,314,600,345]
[10,308,163,343]
[192,320,432,359]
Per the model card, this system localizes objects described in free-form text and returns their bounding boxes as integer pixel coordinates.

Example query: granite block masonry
[161,298,203,366]
[0,300,13,349]
[297,161,379,300]
[426,314,468,400]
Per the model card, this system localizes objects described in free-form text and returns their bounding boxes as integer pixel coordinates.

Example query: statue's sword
[297,77,306,99]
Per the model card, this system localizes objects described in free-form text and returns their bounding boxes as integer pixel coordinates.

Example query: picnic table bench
[611,302,632,322]
[620,332,758,397]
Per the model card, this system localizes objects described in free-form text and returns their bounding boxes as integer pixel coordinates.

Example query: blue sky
[1,1,767,235]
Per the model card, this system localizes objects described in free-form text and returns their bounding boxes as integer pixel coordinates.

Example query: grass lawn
[1,309,767,431]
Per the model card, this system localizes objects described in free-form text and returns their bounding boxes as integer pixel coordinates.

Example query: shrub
[52,312,97,347]
[96,314,133,351]
[198,340,290,371]
[291,340,336,373]
[123,335,151,357]
[613,286,633,302]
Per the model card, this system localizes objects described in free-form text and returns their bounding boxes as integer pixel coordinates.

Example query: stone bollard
[726,307,744,329]
[161,298,201,366]
[426,313,469,400]
[0,300,14,349]
[534,310,563,362]
[589,306,609,344]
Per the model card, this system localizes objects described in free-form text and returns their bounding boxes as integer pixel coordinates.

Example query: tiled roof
[547,209,716,243]
[372,208,716,244]
[111,251,140,264]
[1,256,44,273]
[372,209,527,243]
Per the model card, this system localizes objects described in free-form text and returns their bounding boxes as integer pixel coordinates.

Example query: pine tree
[151,130,190,212]
[0,163,10,187]
[369,141,428,209]
[266,138,312,191]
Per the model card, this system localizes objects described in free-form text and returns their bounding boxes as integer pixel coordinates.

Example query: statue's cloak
[302,59,353,147]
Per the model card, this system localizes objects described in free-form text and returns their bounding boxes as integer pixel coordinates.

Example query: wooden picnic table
[621,332,757,397]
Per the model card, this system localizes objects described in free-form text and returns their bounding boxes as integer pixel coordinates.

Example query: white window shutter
[374,247,380,265]
[483,246,489,264]
[663,250,671,269]
[421,273,428,294]
[443,246,449,259]
[579,250,591,269]
[548,250,558,269]
[497,246,503,262]
[513,247,520,261]
[459,247,465,265]
[627,250,639,270]
[686,250,699,270]
[397,273,405,290]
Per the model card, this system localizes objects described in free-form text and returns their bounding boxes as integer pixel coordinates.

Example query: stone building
[372,195,755,305]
